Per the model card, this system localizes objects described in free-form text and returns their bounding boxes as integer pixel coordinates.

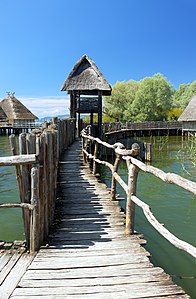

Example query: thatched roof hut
[178,96,196,122]
[61,54,112,96]
[1,93,37,121]
[178,96,196,135]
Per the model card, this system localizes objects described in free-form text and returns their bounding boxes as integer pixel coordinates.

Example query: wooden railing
[102,121,182,133]
[81,126,196,259]
[0,118,76,252]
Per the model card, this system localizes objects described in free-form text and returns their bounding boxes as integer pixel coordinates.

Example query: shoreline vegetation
[102,74,196,123]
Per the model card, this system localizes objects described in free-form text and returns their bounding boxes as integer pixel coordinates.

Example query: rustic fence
[0,118,75,252]
[81,126,196,259]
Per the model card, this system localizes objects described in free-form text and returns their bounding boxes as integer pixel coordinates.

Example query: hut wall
[13,119,35,127]
[182,121,196,131]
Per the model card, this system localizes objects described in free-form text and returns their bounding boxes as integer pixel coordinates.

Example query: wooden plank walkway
[0,251,35,299]
[8,140,189,298]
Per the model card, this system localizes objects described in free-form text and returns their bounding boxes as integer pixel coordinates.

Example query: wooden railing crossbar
[81,128,196,259]
[0,203,34,210]
[123,156,196,195]
[0,154,37,166]
[131,195,196,258]
[0,154,36,212]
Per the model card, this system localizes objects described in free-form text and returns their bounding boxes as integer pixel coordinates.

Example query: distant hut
[1,93,38,128]
[61,54,112,136]
[178,96,196,136]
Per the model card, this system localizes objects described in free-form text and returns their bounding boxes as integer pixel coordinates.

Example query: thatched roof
[61,55,112,96]
[1,94,38,120]
[0,104,7,121]
[178,96,196,121]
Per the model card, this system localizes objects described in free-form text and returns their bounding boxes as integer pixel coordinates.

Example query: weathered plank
[38,245,150,257]
[10,295,189,299]
[11,282,187,297]
[19,265,162,280]
[19,272,171,288]
[0,253,21,285]
[28,254,150,270]
[0,253,35,299]
[0,253,12,272]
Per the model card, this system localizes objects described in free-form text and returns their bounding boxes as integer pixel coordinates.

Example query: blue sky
[0,0,195,118]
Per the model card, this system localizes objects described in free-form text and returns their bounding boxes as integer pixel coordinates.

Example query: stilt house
[61,54,112,136]
[178,95,196,136]
[0,93,38,128]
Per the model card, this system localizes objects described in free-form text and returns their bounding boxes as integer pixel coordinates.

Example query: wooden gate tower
[61,55,112,137]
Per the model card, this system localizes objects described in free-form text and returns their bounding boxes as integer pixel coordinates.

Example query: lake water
[98,136,196,298]
[0,135,195,297]
[0,136,24,241]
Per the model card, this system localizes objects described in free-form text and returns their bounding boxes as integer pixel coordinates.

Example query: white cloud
[19,95,70,118]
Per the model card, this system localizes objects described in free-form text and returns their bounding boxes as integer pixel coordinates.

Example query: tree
[104,74,173,122]
[173,81,196,109]
[131,74,174,121]
[103,80,139,122]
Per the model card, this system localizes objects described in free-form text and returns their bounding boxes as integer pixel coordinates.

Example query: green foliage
[103,74,196,123]
[131,74,173,121]
[173,81,196,108]
[83,114,116,123]
[104,74,173,122]
[167,107,184,120]
[103,80,139,122]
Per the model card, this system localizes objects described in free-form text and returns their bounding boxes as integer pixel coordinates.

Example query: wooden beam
[0,154,37,166]
[98,90,102,137]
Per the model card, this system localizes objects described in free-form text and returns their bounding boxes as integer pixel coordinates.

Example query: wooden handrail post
[19,133,31,248]
[30,165,40,252]
[93,141,99,175]
[82,137,87,163]
[125,160,139,235]
[111,154,121,200]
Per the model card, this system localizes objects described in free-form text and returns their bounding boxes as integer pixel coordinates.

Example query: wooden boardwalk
[2,140,189,298]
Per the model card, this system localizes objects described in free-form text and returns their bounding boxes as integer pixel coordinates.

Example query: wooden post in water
[111,154,121,200]
[125,160,139,235]
[144,142,152,162]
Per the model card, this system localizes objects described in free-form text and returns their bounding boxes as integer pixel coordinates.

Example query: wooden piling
[18,133,31,247]
[144,142,152,162]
